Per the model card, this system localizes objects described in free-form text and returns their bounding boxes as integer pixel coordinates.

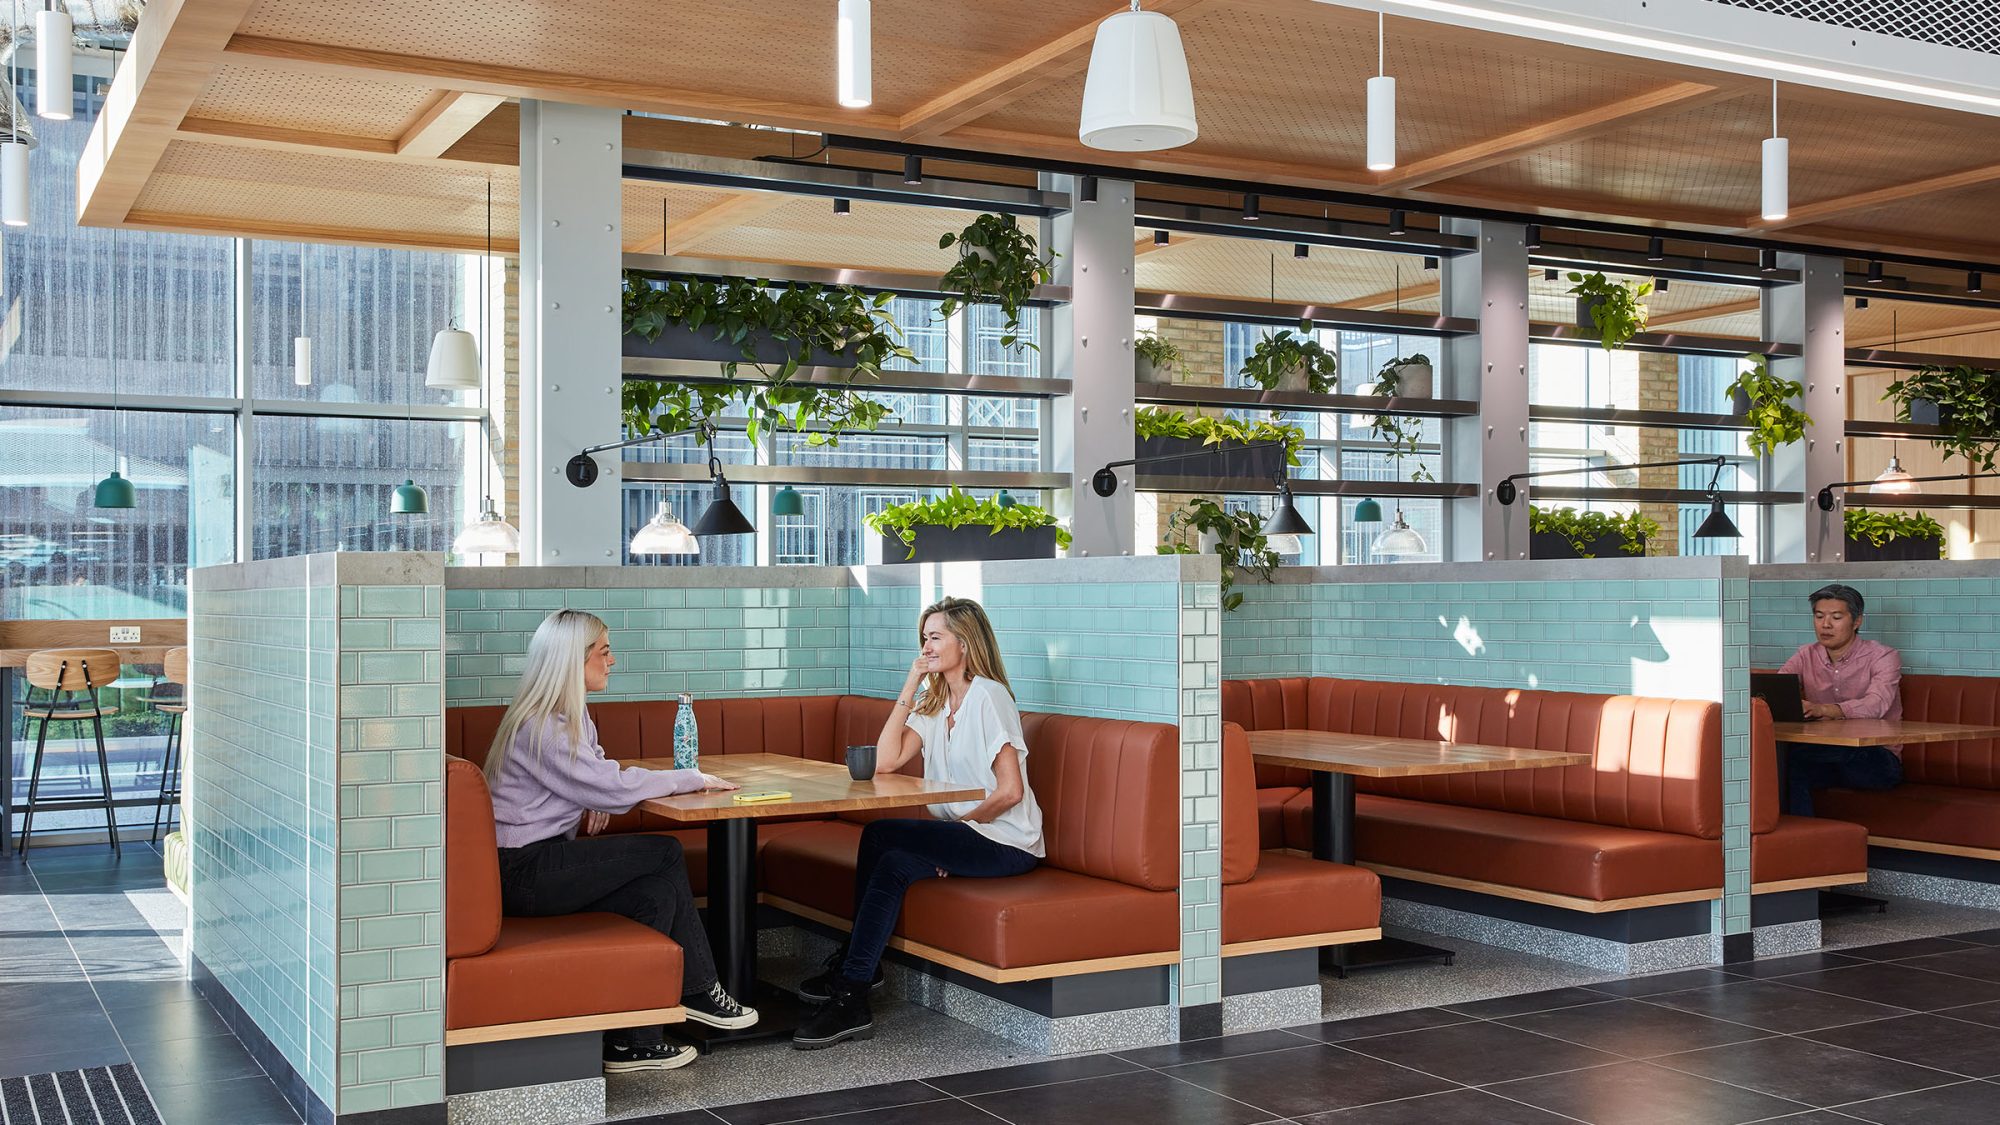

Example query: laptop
[1750,672,1807,723]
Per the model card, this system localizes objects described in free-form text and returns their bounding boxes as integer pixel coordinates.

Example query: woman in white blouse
[792,596,1044,1049]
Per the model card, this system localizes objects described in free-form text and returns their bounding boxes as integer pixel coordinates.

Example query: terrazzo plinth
[446,1077,602,1125]
[1381,899,1715,973]
[1752,918,1822,956]
[1865,869,2000,911]
[1222,984,1321,1034]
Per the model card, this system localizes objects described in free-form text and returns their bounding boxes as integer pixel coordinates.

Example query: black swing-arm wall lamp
[1090,438,1315,541]
[1816,471,2000,511]
[566,421,755,537]
[1495,454,1741,538]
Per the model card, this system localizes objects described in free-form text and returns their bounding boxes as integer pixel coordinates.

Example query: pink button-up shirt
[1780,638,1904,753]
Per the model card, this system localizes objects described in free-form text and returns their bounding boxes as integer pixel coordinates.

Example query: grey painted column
[518,101,623,565]
[1053,178,1136,557]
[1443,219,1531,561]
[1762,253,1846,563]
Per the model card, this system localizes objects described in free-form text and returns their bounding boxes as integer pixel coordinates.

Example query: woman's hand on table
[583,811,610,836]
[699,772,740,791]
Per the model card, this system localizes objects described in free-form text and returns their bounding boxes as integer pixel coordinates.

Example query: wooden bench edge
[762,894,1180,984]
[445,1006,686,1046]
[1221,928,1380,957]
[1869,836,2000,862]
[1360,863,1720,914]
[1751,873,1869,895]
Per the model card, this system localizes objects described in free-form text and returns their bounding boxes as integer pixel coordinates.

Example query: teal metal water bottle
[673,692,700,770]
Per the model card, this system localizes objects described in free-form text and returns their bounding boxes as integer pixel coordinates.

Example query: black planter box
[1730,387,1751,416]
[1530,530,1644,560]
[623,324,859,368]
[1903,398,1949,428]
[879,525,1059,564]
[1846,533,1942,562]
[1135,435,1288,483]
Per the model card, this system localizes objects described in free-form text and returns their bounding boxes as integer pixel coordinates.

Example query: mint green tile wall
[444,585,849,706]
[846,580,1182,722]
[1177,577,1223,1009]
[336,583,445,1115]
[1720,570,1751,938]
[1751,575,2000,676]
[189,583,336,1107]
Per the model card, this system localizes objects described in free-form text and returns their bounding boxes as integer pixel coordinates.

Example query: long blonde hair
[912,597,1012,717]
[484,610,604,783]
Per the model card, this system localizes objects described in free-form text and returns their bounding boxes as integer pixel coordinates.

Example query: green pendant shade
[995,489,1018,510]
[1352,497,1383,523]
[93,471,135,509]
[391,479,429,514]
[771,485,804,517]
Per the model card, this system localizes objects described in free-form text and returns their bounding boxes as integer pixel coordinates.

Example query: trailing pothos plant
[1883,363,2000,472]
[1363,365,1436,483]
[1240,320,1338,393]
[1134,407,1304,467]
[1528,505,1659,558]
[1134,331,1183,372]
[864,487,1072,559]
[1567,271,1653,351]
[1844,508,1945,557]
[1158,497,1280,612]
[937,213,1057,351]
[1727,353,1812,458]
[620,271,914,446]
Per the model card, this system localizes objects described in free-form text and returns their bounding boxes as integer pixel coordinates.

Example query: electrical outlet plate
[109,626,141,644]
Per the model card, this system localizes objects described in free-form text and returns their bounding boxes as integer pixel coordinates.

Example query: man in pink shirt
[1777,583,1903,815]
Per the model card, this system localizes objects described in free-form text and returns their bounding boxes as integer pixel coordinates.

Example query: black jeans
[1783,743,1903,817]
[498,832,717,1047]
[839,818,1039,985]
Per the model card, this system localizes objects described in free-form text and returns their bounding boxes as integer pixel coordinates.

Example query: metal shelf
[1134,200,1477,257]
[1127,476,1475,499]
[619,463,1069,490]
[1137,291,1478,337]
[1135,381,1476,419]
[620,254,1071,306]
[1529,486,1803,505]
[621,357,1072,399]
[1529,404,1750,432]
[1530,249,1796,288]
[1842,492,2000,510]
[1844,419,1946,440]
[1845,347,1998,372]
[620,149,1069,217]
[1529,323,1800,359]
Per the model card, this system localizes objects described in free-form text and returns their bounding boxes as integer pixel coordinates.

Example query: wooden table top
[1247,729,1590,778]
[0,646,178,670]
[634,753,985,822]
[0,619,187,670]
[1773,719,2000,747]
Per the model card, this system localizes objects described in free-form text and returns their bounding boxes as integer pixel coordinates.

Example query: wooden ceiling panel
[190,63,440,140]
[675,195,981,273]
[1132,236,1434,306]
[1793,180,2000,257]
[1847,296,2000,355]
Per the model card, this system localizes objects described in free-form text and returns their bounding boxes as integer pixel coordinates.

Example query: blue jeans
[840,818,1038,985]
[1784,743,1903,817]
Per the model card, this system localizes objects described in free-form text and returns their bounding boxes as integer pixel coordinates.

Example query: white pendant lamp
[1079,0,1197,152]
[630,501,699,555]
[1,138,26,228]
[837,0,871,108]
[1366,13,1395,171]
[453,500,521,554]
[35,6,70,121]
[1370,508,1428,558]
[1872,444,1917,494]
[425,325,479,390]
[1761,80,1787,222]
[294,242,313,385]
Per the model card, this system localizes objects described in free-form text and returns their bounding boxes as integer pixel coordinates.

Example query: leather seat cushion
[1351,793,1723,901]
[1815,784,2000,852]
[1256,787,1301,853]
[1752,815,1867,885]
[445,914,682,1030]
[760,821,1177,969]
[1222,852,1380,945]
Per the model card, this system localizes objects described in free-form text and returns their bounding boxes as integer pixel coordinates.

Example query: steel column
[1444,219,1531,560]
[1763,253,1847,562]
[1052,177,1137,557]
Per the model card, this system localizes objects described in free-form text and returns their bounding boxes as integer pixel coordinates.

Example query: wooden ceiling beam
[946,125,1378,194]
[121,208,518,254]
[1851,313,2000,349]
[1379,81,1734,191]
[177,116,398,157]
[1747,161,2000,231]
[396,91,507,159]
[1645,295,1763,329]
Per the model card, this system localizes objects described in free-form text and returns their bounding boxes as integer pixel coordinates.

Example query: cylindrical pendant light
[1761,81,1787,222]
[293,335,313,387]
[1078,1,1197,152]
[2,140,28,228]
[34,7,70,121]
[836,0,871,108]
[1366,13,1394,171]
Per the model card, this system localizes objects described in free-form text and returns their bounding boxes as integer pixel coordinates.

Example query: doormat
[1,1063,161,1124]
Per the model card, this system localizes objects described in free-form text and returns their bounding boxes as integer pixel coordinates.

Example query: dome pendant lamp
[35,4,71,121]
[1366,12,1395,171]
[837,0,871,108]
[1761,79,1788,222]
[1871,443,1917,494]
[630,502,698,556]
[1371,508,1428,558]
[1079,0,1197,152]
[424,323,479,390]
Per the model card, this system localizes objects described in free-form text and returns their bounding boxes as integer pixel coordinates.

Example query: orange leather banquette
[1815,673,2000,856]
[1749,699,1870,891]
[444,756,686,1041]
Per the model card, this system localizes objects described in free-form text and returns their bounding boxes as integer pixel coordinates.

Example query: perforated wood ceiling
[191,64,439,140]
[1133,235,1436,307]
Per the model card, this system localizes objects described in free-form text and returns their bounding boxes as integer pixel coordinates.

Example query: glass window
[251,242,472,405]
[249,417,470,558]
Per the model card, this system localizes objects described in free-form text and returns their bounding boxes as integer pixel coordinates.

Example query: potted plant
[1567,271,1653,351]
[1159,497,1280,611]
[1375,353,1434,399]
[1884,363,2000,471]
[1726,353,1812,458]
[865,487,1071,562]
[1240,320,1338,394]
[1361,383,1435,483]
[1845,508,1945,562]
[936,213,1057,352]
[1528,505,1659,559]
[1134,407,1303,483]
[1134,331,1182,381]
[621,271,914,447]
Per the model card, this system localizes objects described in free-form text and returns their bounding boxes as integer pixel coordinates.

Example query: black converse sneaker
[797,947,885,1003]
[603,1041,696,1073]
[793,978,874,1050]
[682,981,759,1030]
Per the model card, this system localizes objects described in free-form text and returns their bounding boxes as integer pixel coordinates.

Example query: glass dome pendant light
[630,501,699,556]
[1370,507,1427,558]
[1872,441,1917,494]
[454,179,519,555]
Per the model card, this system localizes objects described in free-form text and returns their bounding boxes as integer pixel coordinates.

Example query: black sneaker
[792,980,874,1050]
[797,947,885,1003]
[603,1041,696,1073]
[682,981,759,1030]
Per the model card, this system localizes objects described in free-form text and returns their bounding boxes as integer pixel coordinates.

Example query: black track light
[1524,223,1542,249]
[1971,270,1984,294]
[1154,229,1169,246]
[1856,297,1870,309]
[1294,243,1309,259]
[1544,267,1559,281]
[1866,259,1884,284]
[1759,248,1777,273]
[1656,277,1670,293]
[1242,193,1260,221]
[1423,255,1439,270]
[902,154,922,185]
[1079,175,1098,203]
[1646,236,1664,262]
[833,198,851,216]
[1388,209,1407,236]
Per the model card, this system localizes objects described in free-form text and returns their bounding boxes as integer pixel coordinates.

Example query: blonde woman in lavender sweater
[484,609,755,1072]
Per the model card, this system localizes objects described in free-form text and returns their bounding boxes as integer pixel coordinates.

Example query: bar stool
[19,648,123,855]
[143,647,187,844]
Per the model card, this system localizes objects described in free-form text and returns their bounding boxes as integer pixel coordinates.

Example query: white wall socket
[109,626,141,644]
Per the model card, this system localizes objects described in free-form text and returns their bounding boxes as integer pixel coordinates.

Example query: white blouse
[903,676,1045,857]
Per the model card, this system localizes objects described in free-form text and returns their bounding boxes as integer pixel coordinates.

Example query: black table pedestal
[1311,771,1456,977]
[676,818,804,1050]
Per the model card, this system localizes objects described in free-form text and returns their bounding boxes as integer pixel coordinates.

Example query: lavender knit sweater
[485,712,707,848]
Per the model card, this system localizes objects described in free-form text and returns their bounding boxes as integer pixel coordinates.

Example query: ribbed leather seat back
[1020,712,1179,891]
[1221,677,1313,788]
[444,756,503,959]
[1898,674,2000,789]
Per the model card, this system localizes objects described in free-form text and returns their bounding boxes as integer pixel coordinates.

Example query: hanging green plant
[1362,367,1435,483]
[619,272,914,446]
[936,213,1057,351]
[1158,497,1280,612]
[1134,331,1183,377]
[1240,320,1338,393]
[1883,363,2000,472]
[865,487,1071,559]
[1844,508,1945,557]
[1727,353,1812,458]
[1567,271,1653,351]
[1528,505,1659,558]
[1134,407,1304,466]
